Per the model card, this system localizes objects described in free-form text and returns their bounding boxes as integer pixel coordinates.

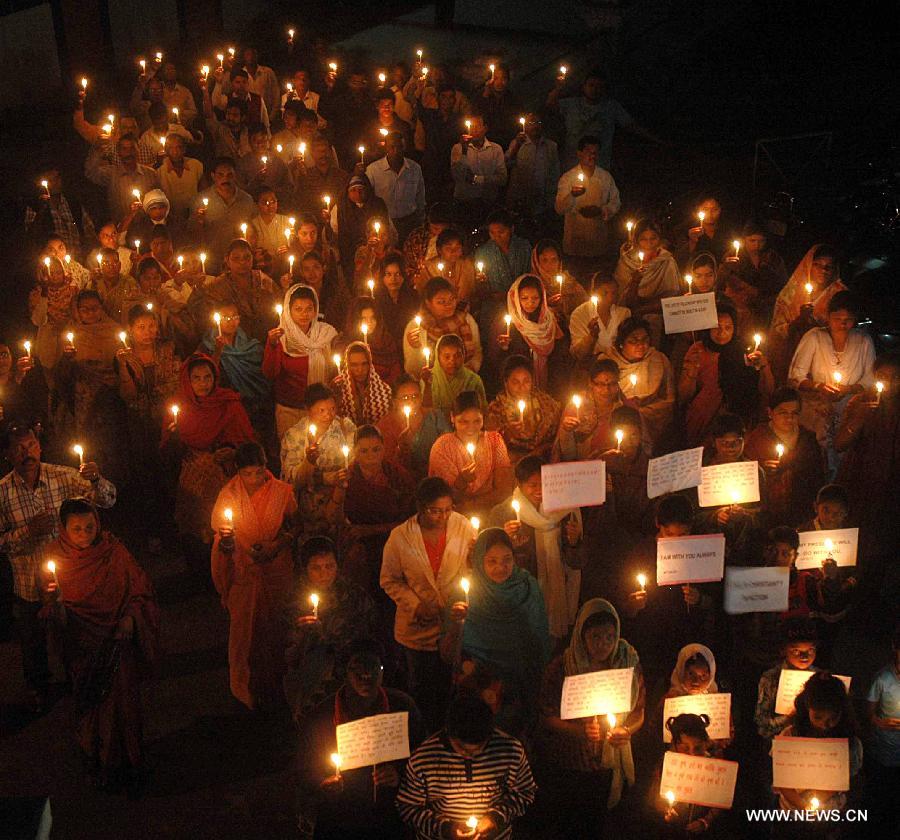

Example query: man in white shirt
[365,133,425,245]
[278,68,324,127]
[157,135,204,221]
[450,114,507,211]
[555,135,620,261]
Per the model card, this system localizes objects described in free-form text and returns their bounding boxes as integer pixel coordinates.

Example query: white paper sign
[335,712,410,771]
[774,671,852,715]
[697,461,760,508]
[662,292,719,334]
[660,752,738,809]
[560,667,634,720]
[541,460,606,512]
[657,534,725,586]
[796,528,859,570]
[647,447,704,499]
[771,737,849,792]
[662,693,732,743]
[723,566,790,614]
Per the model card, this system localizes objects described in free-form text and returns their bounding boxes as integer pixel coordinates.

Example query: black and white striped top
[397,729,536,839]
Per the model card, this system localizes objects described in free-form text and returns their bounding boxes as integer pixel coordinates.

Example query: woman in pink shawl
[769,244,845,384]
[211,441,299,709]
[493,274,566,391]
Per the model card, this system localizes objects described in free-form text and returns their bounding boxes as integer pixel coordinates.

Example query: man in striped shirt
[397,694,536,839]
[0,424,116,710]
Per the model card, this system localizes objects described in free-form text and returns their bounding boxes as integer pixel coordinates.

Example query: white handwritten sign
[774,671,852,716]
[335,712,410,771]
[662,693,732,743]
[560,667,634,720]
[796,528,859,570]
[662,292,719,334]
[771,737,849,792]
[697,460,760,508]
[660,752,738,809]
[541,460,606,512]
[647,447,704,499]
[723,566,790,614]
[657,534,725,586]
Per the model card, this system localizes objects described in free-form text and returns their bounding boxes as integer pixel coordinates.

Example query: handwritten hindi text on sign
[560,667,634,720]
[796,528,859,570]
[723,566,790,614]
[647,447,704,499]
[774,671,852,715]
[660,752,738,809]
[662,693,732,743]
[771,737,850,792]
[662,292,719,334]
[541,460,606,512]
[335,711,410,771]
[697,460,760,508]
[656,534,725,586]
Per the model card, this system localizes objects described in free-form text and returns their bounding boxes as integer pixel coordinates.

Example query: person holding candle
[329,175,391,282]
[450,113,508,219]
[41,498,157,793]
[0,343,46,432]
[262,284,337,438]
[364,131,423,246]
[277,68,322,124]
[209,66,270,132]
[485,355,561,465]
[93,248,141,324]
[237,127,293,207]
[156,134,203,222]
[377,376,451,479]
[678,302,774,447]
[25,168,93,262]
[439,527,552,735]
[554,135,621,267]
[84,134,160,224]
[341,298,402,384]
[373,251,419,350]
[504,113,561,225]
[289,128,349,215]
[675,196,729,266]
[284,537,377,722]
[404,278,482,380]
[428,390,512,512]
[716,219,787,319]
[744,388,826,526]
[536,598,645,834]
[568,274,631,363]
[486,458,585,644]
[29,254,80,374]
[41,235,92,291]
[529,239,588,326]
[291,250,352,327]
[769,244,845,384]
[248,186,292,259]
[333,341,394,426]
[472,208,531,309]
[211,441,299,710]
[420,227,476,302]
[0,423,116,713]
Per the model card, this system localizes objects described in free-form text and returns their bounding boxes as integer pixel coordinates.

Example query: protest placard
[662,292,719,334]
[662,693,732,743]
[560,667,634,720]
[541,460,606,512]
[335,712,410,771]
[774,671,852,715]
[723,566,790,614]
[796,528,859,570]
[657,534,725,586]
[697,461,760,508]
[647,447,704,499]
[771,737,849,791]
[660,752,738,809]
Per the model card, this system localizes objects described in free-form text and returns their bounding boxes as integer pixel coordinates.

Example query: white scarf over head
[279,284,337,385]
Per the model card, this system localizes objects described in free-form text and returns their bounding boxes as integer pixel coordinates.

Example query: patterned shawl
[335,341,393,425]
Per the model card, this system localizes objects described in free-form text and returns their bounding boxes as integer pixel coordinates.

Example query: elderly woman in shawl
[439,528,551,735]
[334,341,394,426]
[342,296,402,384]
[263,284,338,439]
[211,442,299,710]
[41,498,159,792]
[613,220,681,347]
[486,355,560,465]
[403,277,482,379]
[600,316,674,454]
[492,274,567,392]
[769,244,846,383]
[422,333,486,417]
[536,599,645,834]
[163,354,256,578]
[487,456,585,643]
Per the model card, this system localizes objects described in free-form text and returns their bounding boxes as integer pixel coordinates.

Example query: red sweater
[262,342,310,408]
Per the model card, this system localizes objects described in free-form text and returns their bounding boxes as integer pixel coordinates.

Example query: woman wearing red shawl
[163,354,255,578]
[41,499,159,791]
[211,441,299,709]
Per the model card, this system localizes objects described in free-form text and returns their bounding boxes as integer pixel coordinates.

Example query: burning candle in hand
[517,399,526,421]
[213,312,222,336]
[753,333,762,352]
[341,444,351,467]
[310,592,319,619]
[358,145,366,164]
[118,331,129,349]
[47,559,60,591]
[590,295,599,314]
[684,274,693,294]
[170,404,180,425]
[571,393,582,419]
[367,278,375,294]
[465,441,476,463]
[775,443,785,461]
[331,753,342,779]
[626,219,634,240]
[72,444,84,465]
[504,314,512,337]
[403,404,412,428]
[732,239,741,259]
[875,381,884,403]
[466,816,478,831]
[615,428,624,452]
[824,538,834,559]
[637,573,647,592]
[332,353,341,369]
[697,210,705,229]
[66,331,75,348]
[223,508,234,532]
[511,499,521,521]
[361,322,369,343]
[461,576,471,606]
[665,790,678,814]
[805,282,814,302]
[308,423,318,443]
[199,252,207,274]
[423,346,431,367]
[832,371,842,386]
[240,223,248,238]
[629,373,638,390]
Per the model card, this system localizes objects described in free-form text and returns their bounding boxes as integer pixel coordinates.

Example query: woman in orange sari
[211,441,299,710]
[42,498,159,793]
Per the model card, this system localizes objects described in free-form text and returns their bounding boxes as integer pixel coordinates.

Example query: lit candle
[466,816,478,831]
[170,404,179,425]
[101,123,113,136]
[323,194,331,211]
[469,517,480,533]
[260,155,267,166]
[139,59,146,73]
[465,441,476,463]
[476,261,484,275]
[465,119,472,134]
[118,331,128,349]
[810,797,820,810]
[414,315,422,328]
[378,72,386,84]
[288,255,295,274]
[299,141,306,158]
[684,273,693,294]
[240,222,248,238]
[228,48,235,58]
[284,227,292,244]
[132,188,142,202]
[805,282,814,302]
[47,559,60,593]
[211,312,222,337]
[511,499,521,521]
[373,220,381,235]
[436,261,445,274]
[775,443,785,461]
[626,219,634,240]
[155,52,163,62]
[629,373,638,390]
[42,256,51,270]
[202,198,209,208]
[489,63,495,79]
[504,313,512,337]
[288,216,296,229]
[172,106,179,123]
[145,302,153,312]
[40,179,49,196]
[824,538,834,559]
[276,303,284,319]
[177,255,184,271]
[697,210,705,228]
[341,444,351,467]
[753,333,762,352]
[361,322,369,344]
[519,116,526,130]
[403,404,412,428]
[732,239,741,259]
[379,128,388,140]
[517,399,526,421]
[276,144,283,154]
[615,428,624,452]
[308,423,318,443]
[217,54,224,68]
[64,255,71,268]
[422,346,431,367]
[590,295,599,314]
[572,393,582,419]
[287,28,294,42]
[461,576,471,606]
[416,49,423,61]
[637,573,647,592]
[331,753,342,779]
[637,250,645,266]
[80,77,88,91]
[730,488,740,507]
[875,381,884,403]
[329,62,338,73]
[665,790,678,814]
[66,331,75,348]
[358,145,366,164]
[577,171,585,186]
[199,252,207,274]
[832,371,842,385]
[96,253,102,267]
[201,64,210,79]
[134,239,141,253]
[606,713,617,732]
[367,278,375,294]
[72,444,84,465]
[22,339,31,359]
[332,353,341,370]
[310,592,319,619]
[555,273,564,293]
[223,508,233,530]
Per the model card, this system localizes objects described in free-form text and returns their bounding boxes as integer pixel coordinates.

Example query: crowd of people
[5,35,898,839]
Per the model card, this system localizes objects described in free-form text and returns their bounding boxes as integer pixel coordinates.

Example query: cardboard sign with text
[647,447,704,499]
[662,292,719,334]
[657,534,725,586]
[771,737,849,792]
[662,693,732,743]
[697,461,760,508]
[774,671,852,715]
[723,566,790,614]
[560,667,634,720]
[660,752,738,809]
[796,528,859,570]
[335,712,410,771]
[541,460,606,512]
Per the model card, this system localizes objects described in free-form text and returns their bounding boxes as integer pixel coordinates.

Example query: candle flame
[47,560,56,574]
[465,442,476,456]
[466,816,478,829]
[615,428,624,444]
[775,443,785,458]
[572,394,582,409]
[341,444,351,459]
[170,404,179,417]
[310,593,319,608]
[511,499,521,514]
[223,508,233,523]
[607,713,616,728]
[504,314,512,326]
[66,331,74,344]
[637,573,647,588]
[824,538,834,553]
[665,790,676,806]
[332,353,341,368]
[461,576,471,594]
[590,295,599,307]
[805,282,813,295]
[629,373,638,387]
[309,423,317,438]
[517,399,527,414]
[875,381,884,393]
[72,444,84,458]
[810,797,820,810]
[403,404,412,418]
[331,753,342,771]
[832,371,842,384]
